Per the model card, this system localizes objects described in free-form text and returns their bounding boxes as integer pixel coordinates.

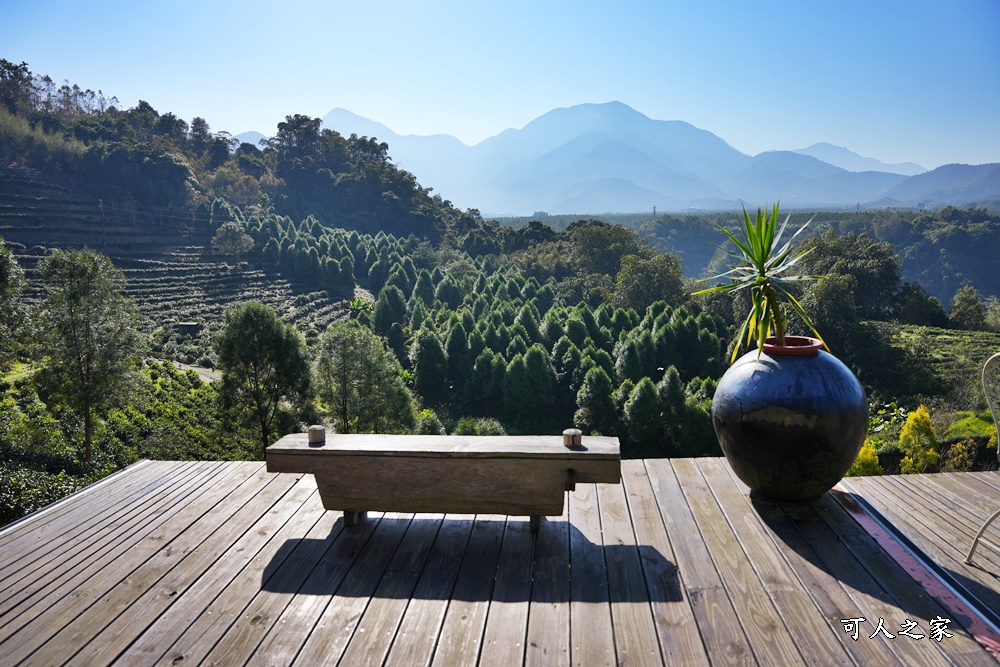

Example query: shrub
[452,417,478,435]
[414,408,445,435]
[846,440,884,476]
[451,416,507,436]
[0,464,93,527]
[898,405,940,473]
[940,439,975,473]
[943,412,996,441]
[473,418,507,435]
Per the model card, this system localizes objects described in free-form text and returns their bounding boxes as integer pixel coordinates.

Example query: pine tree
[574,367,618,436]
[623,377,663,458]
[411,328,448,404]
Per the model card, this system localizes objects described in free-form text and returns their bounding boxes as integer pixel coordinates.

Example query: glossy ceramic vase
[711,336,868,502]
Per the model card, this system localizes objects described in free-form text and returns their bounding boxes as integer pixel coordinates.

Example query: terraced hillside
[0,172,349,366]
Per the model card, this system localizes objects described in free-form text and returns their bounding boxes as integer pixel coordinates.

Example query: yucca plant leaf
[702,203,827,361]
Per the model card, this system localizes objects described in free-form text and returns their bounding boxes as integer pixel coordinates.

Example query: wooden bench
[266,432,621,531]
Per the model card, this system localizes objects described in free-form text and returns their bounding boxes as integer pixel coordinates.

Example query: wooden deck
[840,472,1000,628]
[0,458,998,666]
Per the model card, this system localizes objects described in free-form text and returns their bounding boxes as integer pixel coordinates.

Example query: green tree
[37,249,144,462]
[799,274,859,354]
[446,321,471,388]
[622,377,663,458]
[949,285,987,331]
[574,367,618,436]
[409,270,435,309]
[411,328,448,403]
[502,353,533,428]
[434,276,463,309]
[893,282,948,327]
[188,116,212,155]
[800,231,901,320]
[372,284,407,336]
[215,302,310,456]
[211,221,255,268]
[614,252,685,311]
[568,220,651,276]
[0,238,25,365]
[524,344,557,425]
[613,337,645,385]
[315,322,415,434]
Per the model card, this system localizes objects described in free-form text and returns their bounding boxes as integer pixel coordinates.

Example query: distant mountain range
[237,102,999,215]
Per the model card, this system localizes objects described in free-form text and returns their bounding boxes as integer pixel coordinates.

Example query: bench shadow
[262,515,681,603]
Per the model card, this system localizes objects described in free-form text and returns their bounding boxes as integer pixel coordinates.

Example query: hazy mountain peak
[236,104,992,215]
[793,142,926,176]
[322,108,398,140]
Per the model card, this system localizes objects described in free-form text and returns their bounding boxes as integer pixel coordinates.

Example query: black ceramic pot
[711,336,868,502]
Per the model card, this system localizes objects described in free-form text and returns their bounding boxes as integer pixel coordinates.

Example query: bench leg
[344,510,364,527]
[530,515,541,532]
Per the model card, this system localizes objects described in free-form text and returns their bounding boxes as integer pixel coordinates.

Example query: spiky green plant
[694,203,826,363]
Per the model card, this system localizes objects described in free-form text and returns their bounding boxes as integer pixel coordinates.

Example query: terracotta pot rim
[763,335,823,356]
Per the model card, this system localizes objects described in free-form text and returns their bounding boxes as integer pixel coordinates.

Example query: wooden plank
[198,505,345,667]
[290,512,415,666]
[337,514,444,667]
[833,483,1000,662]
[726,479,905,666]
[0,460,188,613]
[384,516,475,667]
[568,483,616,667]
[840,476,1000,632]
[698,458,857,667]
[245,512,385,667]
[940,471,1000,513]
[479,518,535,666]
[899,473,1000,564]
[0,461,235,647]
[908,473,1000,572]
[840,532,997,667]
[524,506,570,667]
[0,459,157,545]
[430,515,506,667]
[969,471,1000,493]
[621,461,709,667]
[885,474,990,540]
[783,498,955,667]
[672,458,805,666]
[61,463,293,667]
[149,488,331,667]
[644,459,754,666]
[847,476,1000,582]
[68,472,314,667]
[597,478,663,667]
[0,460,200,591]
[268,432,620,461]
[696,459,801,591]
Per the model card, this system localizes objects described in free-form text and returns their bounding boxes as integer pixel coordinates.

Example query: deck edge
[0,458,155,538]
[834,480,1000,662]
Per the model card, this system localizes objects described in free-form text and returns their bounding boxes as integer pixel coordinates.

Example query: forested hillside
[503,206,1000,307]
[1,60,997,527]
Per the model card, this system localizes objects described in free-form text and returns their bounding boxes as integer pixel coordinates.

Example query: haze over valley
[238,102,998,216]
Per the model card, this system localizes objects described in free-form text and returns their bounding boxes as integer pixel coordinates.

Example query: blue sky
[2,0,998,169]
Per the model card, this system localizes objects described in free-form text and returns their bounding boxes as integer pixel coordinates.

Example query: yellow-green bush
[940,439,975,472]
[846,440,884,476]
[899,405,940,473]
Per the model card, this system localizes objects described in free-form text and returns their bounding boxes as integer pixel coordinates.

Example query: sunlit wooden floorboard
[0,459,996,666]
